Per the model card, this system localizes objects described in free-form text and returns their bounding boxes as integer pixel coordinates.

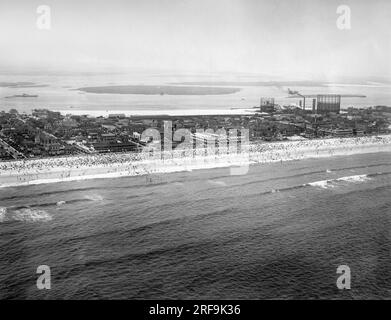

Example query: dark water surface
[1,152,391,299]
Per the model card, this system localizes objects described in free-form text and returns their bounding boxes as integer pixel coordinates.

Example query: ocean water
[1,152,391,299]
[1,73,391,115]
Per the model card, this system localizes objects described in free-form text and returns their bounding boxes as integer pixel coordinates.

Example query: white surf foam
[11,208,52,223]
[84,194,104,201]
[336,174,370,183]
[308,180,333,189]
[309,174,370,189]
[0,207,7,222]
[208,180,227,187]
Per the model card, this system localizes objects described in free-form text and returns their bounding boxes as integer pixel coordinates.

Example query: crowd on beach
[1,135,391,176]
[249,135,391,162]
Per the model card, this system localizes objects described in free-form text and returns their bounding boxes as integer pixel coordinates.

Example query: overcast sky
[0,0,390,81]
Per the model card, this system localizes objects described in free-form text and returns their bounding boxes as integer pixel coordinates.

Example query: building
[315,95,341,114]
[32,109,61,119]
[260,98,275,113]
[0,145,11,160]
[34,132,66,155]
[101,133,117,142]
[108,113,126,119]
[61,117,79,128]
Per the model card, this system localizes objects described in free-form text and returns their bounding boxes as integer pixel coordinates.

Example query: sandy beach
[1,135,391,188]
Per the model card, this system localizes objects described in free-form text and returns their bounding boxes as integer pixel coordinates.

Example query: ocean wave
[84,194,104,201]
[10,198,93,210]
[12,208,52,222]
[0,207,6,222]
[0,186,105,201]
[308,174,371,189]
[205,171,386,196]
[337,174,370,183]
[275,184,307,193]
[308,180,333,189]
[0,207,52,223]
[367,171,391,178]
[207,180,227,187]
[219,163,391,190]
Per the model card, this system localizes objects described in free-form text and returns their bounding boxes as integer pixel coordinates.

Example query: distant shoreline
[169,80,328,87]
[4,93,39,99]
[55,108,252,116]
[76,85,241,95]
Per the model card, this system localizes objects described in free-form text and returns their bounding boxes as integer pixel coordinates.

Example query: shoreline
[54,109,254,117]
[1,135,391,188]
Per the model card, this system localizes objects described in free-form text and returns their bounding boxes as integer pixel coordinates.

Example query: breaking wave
[337,174,371,183]
[84,194,104,201]
[11,198,94,210]
[208,180,227,187]
[308,180,334,189]
[0,207,6,222]
[0,207,52,223]
[12,208,52,222]
[308,174,370,189]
